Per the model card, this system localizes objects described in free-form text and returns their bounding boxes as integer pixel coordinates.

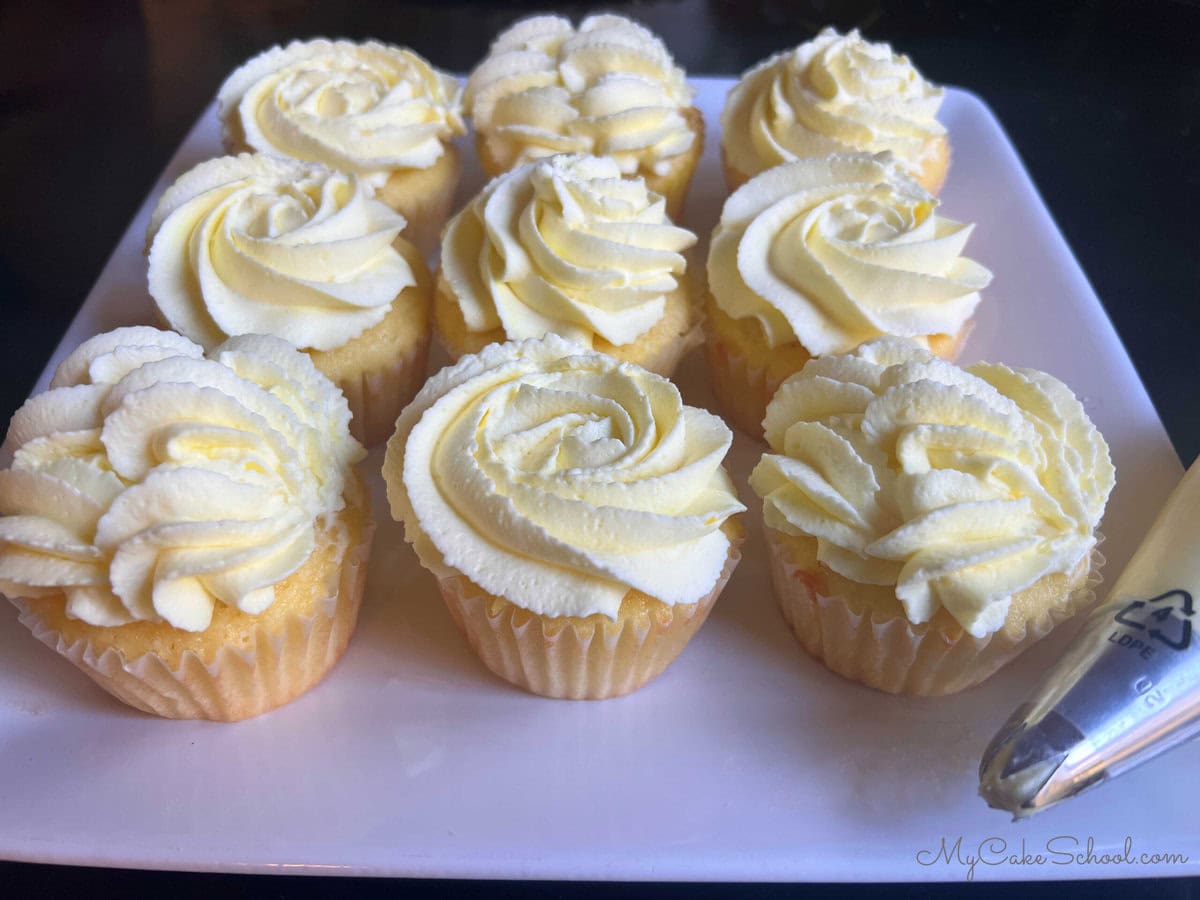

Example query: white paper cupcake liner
[433,531,743,700]
[330,335,430,448]
[11,521,375,721]
[766,526,1105,696]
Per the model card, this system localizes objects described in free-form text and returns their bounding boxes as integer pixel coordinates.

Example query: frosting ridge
[708,153,991,353]
[0,327,364,631]
[722,28,945,179]
[441,153,697,347]
[384,336,744,619]
[217,39,465,183]
[750,337,1114,637]
[466,14,695,175]
[147,154,416,352]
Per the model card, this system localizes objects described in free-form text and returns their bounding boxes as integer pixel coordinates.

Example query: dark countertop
[1,0,1198,894]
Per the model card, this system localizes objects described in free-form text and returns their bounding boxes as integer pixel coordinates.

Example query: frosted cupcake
[751,337,1114,695]
[383,336,745,699]
[722,28,949,193]
[217,39,465,255]
[465,14,703,220]
[436,154,699,377]
[705,153,991,438]
[0,327,371,720]
[147,154,433,446]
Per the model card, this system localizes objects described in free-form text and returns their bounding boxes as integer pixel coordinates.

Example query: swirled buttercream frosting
[217,39,464,184]
[384,336,745,619]
[147,154,416,352]
[0,327,364,632]
[465,14,695,175]
[442,154,696,347]
[708,153,991,354]
[750,337,1114,637]
[722,28,945,179]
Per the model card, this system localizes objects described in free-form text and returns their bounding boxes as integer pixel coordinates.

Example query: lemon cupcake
[383,335,746,700]
[722,28,950,193]
[706,153,992,438]
[0,327,371,720]
[436,153,699,378]
[217,39,465,256]
[465,14,703,220]
[750,337,1114,696]
[146,153,433,446]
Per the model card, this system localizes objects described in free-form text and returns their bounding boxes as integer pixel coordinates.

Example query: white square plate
[0,79,1190,882]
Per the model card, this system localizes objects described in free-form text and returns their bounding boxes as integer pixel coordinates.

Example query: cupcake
[383,335,746,700]
[0,327,371,720]
[146,154,433,446]
[750,337,1115,695]
[436,153,700,378]
[464,14,703,220]
[217,39,465,256]
[705,153,992,438]
[722,28,949,194]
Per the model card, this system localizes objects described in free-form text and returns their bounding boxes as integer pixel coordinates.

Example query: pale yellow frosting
[722,28,945,180]
[0,327,364,632]
[708,153,991,354]
[217,39,465,185]
[147,154,416,352]
[384,335,744,619]
[465,14,695,176]
[441,154,696,346]
[750,337,1114,637]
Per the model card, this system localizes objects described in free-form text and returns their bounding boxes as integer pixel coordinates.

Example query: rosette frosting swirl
[442,154,697,347]
[0,327,364,632]
[465,14,695,175]
[750,337,1114,637]
[217,39,465,183]
[384,336,745,619]
[147,154,416,352]
[708,153,991,354]
[722,28,946,179]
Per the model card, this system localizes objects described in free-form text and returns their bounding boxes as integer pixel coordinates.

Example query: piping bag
[980,456,1200,818]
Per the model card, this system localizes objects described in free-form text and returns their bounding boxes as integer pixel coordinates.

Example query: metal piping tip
[978,707,1100,819]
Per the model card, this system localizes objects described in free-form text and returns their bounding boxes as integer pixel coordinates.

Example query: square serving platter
[0,78,1191,882]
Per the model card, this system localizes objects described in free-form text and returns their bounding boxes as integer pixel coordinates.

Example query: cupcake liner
[11,521,375,721]
[765,526,1105,696]
[433,532,744,700]
[703,326,780,440]
[329,332,430,447]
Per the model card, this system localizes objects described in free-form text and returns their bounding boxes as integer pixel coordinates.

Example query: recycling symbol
[1114,589,1194,651]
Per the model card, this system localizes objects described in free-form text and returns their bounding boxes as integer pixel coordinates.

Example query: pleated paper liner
[765,525,1106,696]
[11,509,375,722]
[329,333,430,448]
[434,524,745,700]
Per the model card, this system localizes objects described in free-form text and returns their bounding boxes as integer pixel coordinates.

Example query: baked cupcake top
[217,39,465,184]
[750,337,1114,638]
[465,14,695,176]
[0,327,364,631]
[383,335,745,619]
[722,28,945,181]
[708,153,991,354]
[441,153,697,347]
[147,154,417,352]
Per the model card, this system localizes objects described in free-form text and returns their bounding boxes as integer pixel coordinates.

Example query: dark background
[1,0,1198,895]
